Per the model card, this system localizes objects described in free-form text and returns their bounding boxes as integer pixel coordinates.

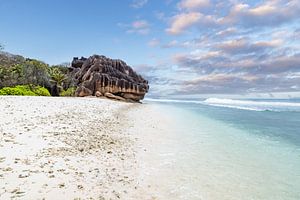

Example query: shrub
[31,86,51,96]
[60,87,76,97]
[0,85,36,96]
[0,85,50,96]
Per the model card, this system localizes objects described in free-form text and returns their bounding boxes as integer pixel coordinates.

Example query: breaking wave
[145,98,300,112]
[145,98,202,104]
[203,98,300,112]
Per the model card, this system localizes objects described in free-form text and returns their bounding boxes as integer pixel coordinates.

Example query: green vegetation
[49,67,66,92]
[60,87,76,97]
[31,85,51,96]
[0,85,50,96]
[0,52,76,96]
[0,59,50,88]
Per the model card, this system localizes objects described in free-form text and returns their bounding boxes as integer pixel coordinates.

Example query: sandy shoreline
[0,96,160,199]
[0,96,214,199]
[2,97,300,200]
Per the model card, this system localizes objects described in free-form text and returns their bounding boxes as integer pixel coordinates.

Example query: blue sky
[1,0,300,98]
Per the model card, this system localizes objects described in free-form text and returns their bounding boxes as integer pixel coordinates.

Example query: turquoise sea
[144,98,300,200]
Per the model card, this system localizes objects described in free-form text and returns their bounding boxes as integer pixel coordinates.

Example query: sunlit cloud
[221,0,300,27]
[166,12,218,35]
[178,0,210,11]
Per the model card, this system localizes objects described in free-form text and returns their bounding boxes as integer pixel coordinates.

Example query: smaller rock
[11,188,19,193]
[18,174,29,178]
[95,91,102,97]
[3,167,13,172]
[105,93,126,101]
[76,87,92,97]
[0,157,5,163]
[77,185,84,189]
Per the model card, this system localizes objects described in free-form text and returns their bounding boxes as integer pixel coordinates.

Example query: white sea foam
[145,98,300,112]
[144,98,202,104]
[203,98,300,111]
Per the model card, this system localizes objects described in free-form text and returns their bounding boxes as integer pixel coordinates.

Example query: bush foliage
[31,86,51,96]
[0,52,77,96]
[0,85,50,96]
[60,87,76,97]
[0,60,50,88]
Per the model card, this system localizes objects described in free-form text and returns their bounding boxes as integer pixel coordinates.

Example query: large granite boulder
[71,55,149,102]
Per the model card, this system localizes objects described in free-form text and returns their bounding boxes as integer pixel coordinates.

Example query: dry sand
[0,96,168,200]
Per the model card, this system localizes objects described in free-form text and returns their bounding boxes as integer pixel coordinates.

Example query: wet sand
[0,96,149,199]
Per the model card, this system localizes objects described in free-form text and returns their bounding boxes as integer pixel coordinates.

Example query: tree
[0,64,24,88]
[49,67,66,96]
[23,59,50,87]
[50,63,76,90]
[0,56,52,89]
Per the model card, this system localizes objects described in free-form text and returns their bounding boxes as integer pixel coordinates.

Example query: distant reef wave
[145,98,202,104]
[145,98,300,112]
[204,98,300,112]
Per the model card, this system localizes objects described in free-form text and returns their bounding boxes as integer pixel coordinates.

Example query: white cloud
[162,40,179,48]
[139,0,300,96]
[254,39,283,48]
[178,0,210,11]
[221,0,300,26]
[216,38,282,54]
[249,3,276,16]
[132,20,149,29]
[119,20,150,35]
[166,12,201,35]
[216,27,237,37]
[166,12,217,35]
[130,0,148,8]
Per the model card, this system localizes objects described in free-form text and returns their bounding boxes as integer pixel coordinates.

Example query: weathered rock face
[71,55,149,102]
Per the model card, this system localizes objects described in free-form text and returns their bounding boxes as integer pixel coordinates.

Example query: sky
[0,0,300,99]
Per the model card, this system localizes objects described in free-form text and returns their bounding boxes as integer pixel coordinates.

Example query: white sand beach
[0,96,166,200]
[2,96,300,200]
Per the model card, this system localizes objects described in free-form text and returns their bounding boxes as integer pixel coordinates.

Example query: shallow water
[141,99,300,200]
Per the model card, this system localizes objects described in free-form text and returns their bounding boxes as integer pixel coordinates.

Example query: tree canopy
[0,51,76,96]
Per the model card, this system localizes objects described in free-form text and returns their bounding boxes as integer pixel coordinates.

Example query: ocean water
[143,98,300,200]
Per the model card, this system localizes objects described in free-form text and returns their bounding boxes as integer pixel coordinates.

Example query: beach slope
[0,96,142,199]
